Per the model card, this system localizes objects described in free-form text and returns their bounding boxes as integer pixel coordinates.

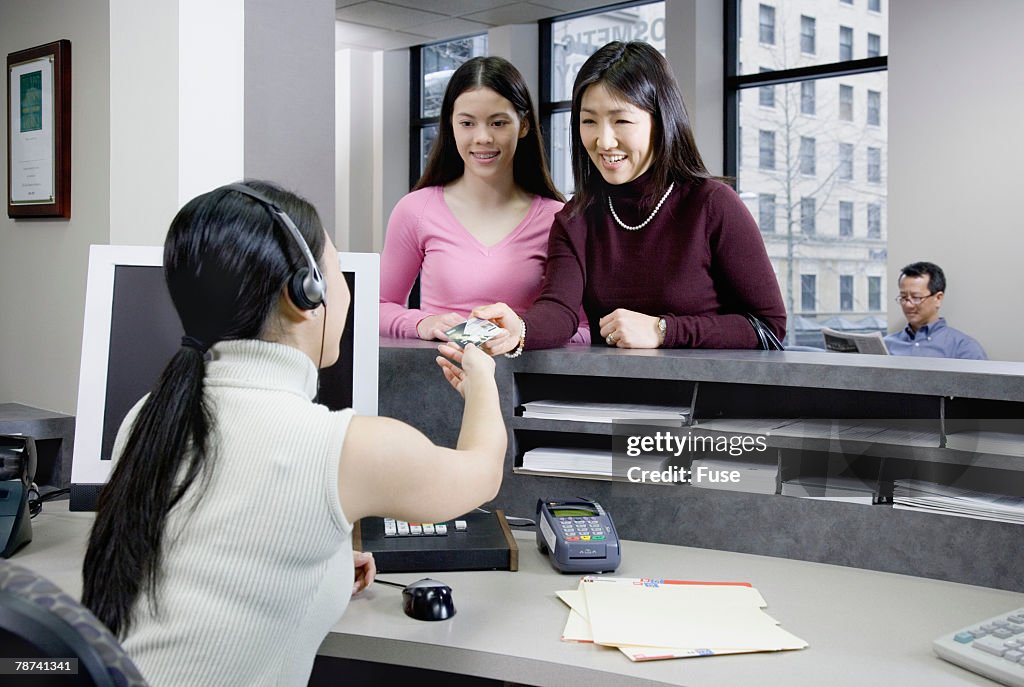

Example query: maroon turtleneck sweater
[521,172,786,349]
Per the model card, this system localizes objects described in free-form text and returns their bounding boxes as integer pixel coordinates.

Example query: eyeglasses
[894,293,937,305]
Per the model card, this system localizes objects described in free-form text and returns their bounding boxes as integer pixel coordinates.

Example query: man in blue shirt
[884,262,987,360]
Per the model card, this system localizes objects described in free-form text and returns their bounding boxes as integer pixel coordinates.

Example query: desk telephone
[536,498,621,573]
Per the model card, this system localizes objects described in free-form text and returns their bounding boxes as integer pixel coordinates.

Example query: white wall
[889,0,1024,361]
[0,0,336,415]
[0,0,111,414]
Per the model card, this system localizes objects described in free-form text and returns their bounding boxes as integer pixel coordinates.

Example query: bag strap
[744,314,785,351]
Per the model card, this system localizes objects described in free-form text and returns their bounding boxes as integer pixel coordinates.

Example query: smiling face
[579,82,655,185]
[898,274,943,332]
[451,86,527,182]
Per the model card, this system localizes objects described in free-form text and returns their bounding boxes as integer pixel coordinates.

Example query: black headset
[222,183,326,310]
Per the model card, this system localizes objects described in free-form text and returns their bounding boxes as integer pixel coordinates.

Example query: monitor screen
[70,245,379,510]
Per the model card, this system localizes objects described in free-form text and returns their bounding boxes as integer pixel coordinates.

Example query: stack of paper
[521,447,670,479]
[769,419,940,448]
[557,576,807,662]
[781,476,877,504]
[944,430,1024,457]
[522,447,612,476]
[690,458,778,494]
[893,479,1024,524]
[521,400,689,424]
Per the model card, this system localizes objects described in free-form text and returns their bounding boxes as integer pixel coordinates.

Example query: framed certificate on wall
[7,39,71,219]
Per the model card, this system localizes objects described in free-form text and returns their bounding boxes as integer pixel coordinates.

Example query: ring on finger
[606,333,616,345]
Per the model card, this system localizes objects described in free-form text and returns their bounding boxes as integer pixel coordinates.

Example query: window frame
[839,25,854,61]
[839,274,854,312]
[868,275,882,310]
[839,200,854,237]
[759,192,777,233]
[723,1,887,181]
[538,0,664,185]
[799,135,816,176]
[867,89,881,126]
[800,14,816,55]
[867,146,882,183]
[800,196,816,234]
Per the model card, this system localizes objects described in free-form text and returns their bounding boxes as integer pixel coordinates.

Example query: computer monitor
[69,245,379,510]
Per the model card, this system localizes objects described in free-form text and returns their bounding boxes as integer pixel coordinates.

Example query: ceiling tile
[530,0,613,13]
[336,1,447,31]
[464,2,562,25]
[335,21,432,51]
[375,0,511,15]
[413,17,495,39]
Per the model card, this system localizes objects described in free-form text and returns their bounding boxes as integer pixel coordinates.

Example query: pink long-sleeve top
[379,185,590,343]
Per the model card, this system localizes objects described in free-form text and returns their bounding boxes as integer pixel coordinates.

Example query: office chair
[0,560,147,686]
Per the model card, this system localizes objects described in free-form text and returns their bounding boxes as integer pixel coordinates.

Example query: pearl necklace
[607,182,675,231]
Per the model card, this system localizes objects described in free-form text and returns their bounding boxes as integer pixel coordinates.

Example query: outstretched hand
[436,343,496,397]
[471,303,522,356]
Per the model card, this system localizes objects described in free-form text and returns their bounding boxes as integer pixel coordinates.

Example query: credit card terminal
[536,498,621,573]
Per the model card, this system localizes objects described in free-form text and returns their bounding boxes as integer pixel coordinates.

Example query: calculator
[536,498,621,573]
[933,607,1024,687]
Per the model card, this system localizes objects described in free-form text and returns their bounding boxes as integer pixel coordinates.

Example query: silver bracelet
[504,317,526,359]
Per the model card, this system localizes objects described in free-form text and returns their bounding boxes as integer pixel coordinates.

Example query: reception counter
[379,339,1024,592]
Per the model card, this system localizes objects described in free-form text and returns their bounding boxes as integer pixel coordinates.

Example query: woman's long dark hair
[81,181,325,637]
[569,41,712,216]
[416,56,563,202]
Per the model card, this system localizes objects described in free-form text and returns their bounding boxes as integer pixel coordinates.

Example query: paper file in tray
[521,400,690,424]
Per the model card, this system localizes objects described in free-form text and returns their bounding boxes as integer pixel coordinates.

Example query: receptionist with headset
[80,181,506,687]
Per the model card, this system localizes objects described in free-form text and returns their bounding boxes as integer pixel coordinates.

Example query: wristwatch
[656,317,667,346]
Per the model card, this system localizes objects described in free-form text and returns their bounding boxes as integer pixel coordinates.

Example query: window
[839,26,854,61]
[411,35,488,183]
[800,15,816,54]
[759,4,776,45]
[867,203,881,238]
[759,68,775,107]
[799,136,816,175]
[840,0,853,4]
[839,201,853,237]
[839,84,853,121]
[759,130,776,170]
[838,143,854,180]
[800,197,816,234]
[840,275,854,311]
[759,193,776,232]
[801,274,817,312]
[868,33,881,58]
[867,90,881,125]
[868,276,881,310]
[869,0,882,12]
[543,2,666,195]
[728,0,888,334]
[867,147,881,182]
[801,80,816,114]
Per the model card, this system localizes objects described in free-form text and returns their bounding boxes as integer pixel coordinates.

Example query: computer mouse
[402,578,456,621]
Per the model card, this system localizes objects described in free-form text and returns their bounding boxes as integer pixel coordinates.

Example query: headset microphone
[223,183,326,310]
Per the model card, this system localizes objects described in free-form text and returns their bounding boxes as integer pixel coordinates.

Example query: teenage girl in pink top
[379,56,589,343]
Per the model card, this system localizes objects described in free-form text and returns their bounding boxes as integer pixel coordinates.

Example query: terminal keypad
[559,515,607,542]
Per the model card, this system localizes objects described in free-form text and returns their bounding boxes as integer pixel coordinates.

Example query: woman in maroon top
[476,41,785,353]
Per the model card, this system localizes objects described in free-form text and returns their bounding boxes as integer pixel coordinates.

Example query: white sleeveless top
[117,339,355,687]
